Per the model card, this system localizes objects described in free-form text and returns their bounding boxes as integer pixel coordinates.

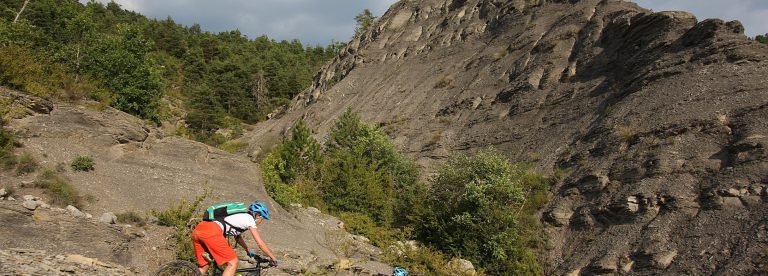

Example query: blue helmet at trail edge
[249,201,270,220]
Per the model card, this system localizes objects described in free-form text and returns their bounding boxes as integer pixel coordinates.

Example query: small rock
[22,200,40,210]
[653,250,677,268]
[627,196,640,213]
[335,259,354,270]
[7,196,15,201]
[151,247,157,251]
[66,205,87,218]
[721,197,744,209]
[20,180,33,187]
[0,188,6,197]
[590,255,618,273]
[351,235,370,243]
[85,213,92,219]
[99,213,117,224]
[748,185,764,195]
[307,207,321,214]
[741,196,761,207]
[565,269,580,276]
[39,202,50,209]
[66,254,96,266]
[544,206,573,227]
[723,188,741,197]
[23,195,38,201]
[449,258,476,274]
[471,97,482,109]
[622,260,634,273]
[289,203,303,208]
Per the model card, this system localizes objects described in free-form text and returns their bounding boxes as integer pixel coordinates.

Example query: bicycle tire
[154,260,203,276]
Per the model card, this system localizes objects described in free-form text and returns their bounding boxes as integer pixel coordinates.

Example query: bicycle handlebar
[250,254,277,268]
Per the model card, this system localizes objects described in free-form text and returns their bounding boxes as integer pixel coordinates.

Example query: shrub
[756,34,768,44]
[152,190,209,262]
[217,139,248,153]
[339,212,394,247]
[116,211,148,227]
[261,147,302,207]
[384,243,484,276]
[414,149,548,275]
[2,185,15,198]
[434,76,455,89]
[260,109,424,239]
[71,156,95,172]
[15,151,38,175]
[0,154,16,171]
[35,170,81,208]
[0,127,14,158]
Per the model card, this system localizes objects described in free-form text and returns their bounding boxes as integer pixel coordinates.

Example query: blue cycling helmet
[249,201,270,220]
[393,267,407,276]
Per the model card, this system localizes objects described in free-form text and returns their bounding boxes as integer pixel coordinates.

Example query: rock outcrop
[1,96,393,274]
[0,248,137,276]
[246,0,768,274]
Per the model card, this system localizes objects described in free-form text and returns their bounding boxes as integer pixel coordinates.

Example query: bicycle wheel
[154,260,203,276]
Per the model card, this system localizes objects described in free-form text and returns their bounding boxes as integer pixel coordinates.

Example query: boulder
[66,205,87,218]
[99,213,117,224]
[22,200,40,210]
[449,258,476,274]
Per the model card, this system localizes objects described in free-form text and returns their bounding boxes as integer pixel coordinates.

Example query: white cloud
[632,0,767,36]
[83,0,765,44]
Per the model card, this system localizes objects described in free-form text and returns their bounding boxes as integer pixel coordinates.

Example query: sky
[632,0,767,37]
[81,0,766,45]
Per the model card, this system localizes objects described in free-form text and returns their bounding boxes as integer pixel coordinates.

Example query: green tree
[756,34,768,44]
[82,24,163,123]
[321,109,419,227]
[415,150,548,275]
[354,9,376,36]
[278,119,322,183]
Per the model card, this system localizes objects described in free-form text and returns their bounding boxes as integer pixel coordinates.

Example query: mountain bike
[154,254,275,276]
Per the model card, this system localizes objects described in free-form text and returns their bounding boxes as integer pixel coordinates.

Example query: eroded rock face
[0,88,54,120]
[0,248,137,276]
[246,0,768,274]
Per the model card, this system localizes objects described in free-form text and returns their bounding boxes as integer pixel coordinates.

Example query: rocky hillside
[0,89,391,275]
[245,0,768,274]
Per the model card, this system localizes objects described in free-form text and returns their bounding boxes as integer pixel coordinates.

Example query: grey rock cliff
[246,0,768,274]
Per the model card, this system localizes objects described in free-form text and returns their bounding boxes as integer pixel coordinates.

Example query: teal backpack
[202,202,249,234]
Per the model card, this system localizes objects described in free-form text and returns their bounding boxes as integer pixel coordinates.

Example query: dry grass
[615,123,636,144]
[434,76,456,89]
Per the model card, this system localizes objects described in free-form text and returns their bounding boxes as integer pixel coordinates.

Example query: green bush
[414,149,548,275]
[152,190,209,262]
[216,139,248,153]
[384,243,484,276]
[0,126,16,158]
[35,170,81,208]
[70,156,95,171]
[0,154,16,171]
[339,212,395,247]
[756,34,768,44]
[15,151,38,176]
[116,211,148,226]
[260,110,424,243]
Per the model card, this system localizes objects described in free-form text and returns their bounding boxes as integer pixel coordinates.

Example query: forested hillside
[0,0,340,145]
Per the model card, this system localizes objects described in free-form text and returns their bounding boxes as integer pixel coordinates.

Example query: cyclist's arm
[235,234,248,250]
[248,227,277,262]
